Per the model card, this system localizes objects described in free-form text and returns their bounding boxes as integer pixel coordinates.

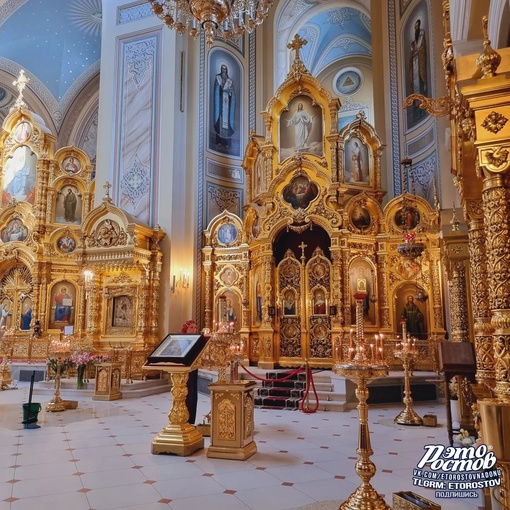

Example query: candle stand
[46,335,72,412]
[394,321,422,426]
[334,293,389,510]
[201,327,257,460]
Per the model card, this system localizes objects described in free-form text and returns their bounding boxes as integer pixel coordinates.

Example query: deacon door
[276,247,332,366]
[0,265,34,331]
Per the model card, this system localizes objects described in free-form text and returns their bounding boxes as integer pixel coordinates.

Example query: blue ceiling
[298,7,371,76]
[0,0,102,101]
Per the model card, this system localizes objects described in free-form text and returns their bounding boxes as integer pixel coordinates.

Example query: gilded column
[88,273,102,342]
[202,246,213,330]
[39,264,50,330]
[240,252,250,331]
[342,243,351,329]
[76,274,86,337]
[482,174,510,400]
[377,243,390,329]
[258,250,275,368]
[149,251,163,345]
[447,260,469,343]
[467,214,494,385]
[330,246,343,329]
[136,265,149,345]
[429,248,444,330]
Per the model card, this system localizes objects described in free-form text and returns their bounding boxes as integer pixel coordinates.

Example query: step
[33,378,172,399]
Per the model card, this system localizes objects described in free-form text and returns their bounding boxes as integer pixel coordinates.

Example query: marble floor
[0,382,485,510]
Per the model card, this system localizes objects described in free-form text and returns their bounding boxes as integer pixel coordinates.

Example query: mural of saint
[113,296,133,327]
[279,96,323,162]
[404,1,430,128]
[401,295,426,339]
[218,223,237,244]
[2,146,37,205]
[213,64,235,149]
[20,298,32,330]
[283,291,296,315]
[55,186,82,225]
[0,302,12,329]
[283,177,318,210]
[351,206,371,230]
[0,219,29,243]
[62,156,81,174]
[395,207,420,230]
[54,285,73,323]
[57,235,77,254]
[350,262,375,326]
[313,291,326,315]
[220,267,237,286]
[14,121,31,143]
[344,138,369,184]
[208,49,241,158]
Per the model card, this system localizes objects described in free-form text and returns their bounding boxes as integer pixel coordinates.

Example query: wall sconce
[268,306,276,317]
[172,269,190,293]
[329,305,337,316]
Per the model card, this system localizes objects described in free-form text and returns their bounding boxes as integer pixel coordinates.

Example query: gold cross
[298,241,307,259]
[287,34,307,60]
[103,181,112,198]
[12,70,30,110]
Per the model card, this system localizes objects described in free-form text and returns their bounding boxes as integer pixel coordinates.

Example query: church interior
[1,0,510,508]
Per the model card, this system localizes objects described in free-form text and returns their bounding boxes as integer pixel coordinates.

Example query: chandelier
[148,0,273,47]
[396,157,425,261]
[397,231,425,260]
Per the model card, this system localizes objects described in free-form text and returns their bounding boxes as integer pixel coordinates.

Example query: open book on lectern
[146,333,208,367]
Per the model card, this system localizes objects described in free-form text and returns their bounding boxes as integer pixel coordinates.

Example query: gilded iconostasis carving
[0,106,165,353]
[202,36,443,369]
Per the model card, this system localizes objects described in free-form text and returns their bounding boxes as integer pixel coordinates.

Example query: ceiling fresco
[0,0,102,102]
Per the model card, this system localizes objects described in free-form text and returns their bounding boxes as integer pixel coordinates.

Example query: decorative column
[445,258,470,343]
[481,173,510,399]
[76,274,86,336]
[466,213,495,386]
[429,248,444,331]
[330,246,343,330]
[451,16,510,509]
[258,250,275,369]
[376,243,391,329]
[202,246,213,330]
[136,264,149,346]
[149,249,163,345]
[342,245,351,329]
[88,273,102,341]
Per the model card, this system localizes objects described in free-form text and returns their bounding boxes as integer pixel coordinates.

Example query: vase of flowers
[71,352,92,389]
[76,364,86,389]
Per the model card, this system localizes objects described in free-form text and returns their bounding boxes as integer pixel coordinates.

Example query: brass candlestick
[46,336,71,412]
[334,293,389,510]
[394,321,422,426]
[201,325,240,382]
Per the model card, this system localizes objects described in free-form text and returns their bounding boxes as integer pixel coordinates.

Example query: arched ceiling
[0,0,101,105]
[274,0,372,89]
[298,7,372,77]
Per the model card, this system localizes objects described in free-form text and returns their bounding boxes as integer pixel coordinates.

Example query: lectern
[438,341,476,445]
[143,333,209,456]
